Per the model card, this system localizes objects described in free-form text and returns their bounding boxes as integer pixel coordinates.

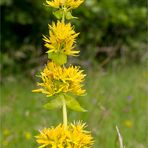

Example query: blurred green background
[0,0,147,147]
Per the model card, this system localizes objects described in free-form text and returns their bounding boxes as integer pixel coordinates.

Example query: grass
[0,65,147,148]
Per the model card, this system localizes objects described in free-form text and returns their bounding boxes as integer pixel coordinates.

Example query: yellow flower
[43,21,79,56]
[123,120,133,128]
[3,129,10,137]
[24,132,32,140]
[35,122,94,148]
[46,0,84,9]
[32,61,86,97]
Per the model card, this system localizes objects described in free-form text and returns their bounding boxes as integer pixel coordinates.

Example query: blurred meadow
[0,0,148,147]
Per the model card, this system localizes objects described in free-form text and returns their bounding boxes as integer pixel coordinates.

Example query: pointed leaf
[64,94,87,112]
[48,52,52,59]
[65,11,77,20]
[48,52,67,65]
[43,96,63,110]
[53,10,63,19]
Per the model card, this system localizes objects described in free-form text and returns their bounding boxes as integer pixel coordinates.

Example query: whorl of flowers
[32,61,86,97]
[46,0,84,9]
[43,21,79,56]
[36,122,94,148]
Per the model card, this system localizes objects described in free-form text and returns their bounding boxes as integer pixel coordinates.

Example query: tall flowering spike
[43,21,80,56]
[46,0,84,9]
[33,0,94,147]
[35,122,94,148]
[32,61,86,97]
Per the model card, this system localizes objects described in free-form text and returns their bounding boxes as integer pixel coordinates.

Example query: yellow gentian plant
[32,0,94,147]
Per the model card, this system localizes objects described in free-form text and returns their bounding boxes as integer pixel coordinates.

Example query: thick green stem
[62,6,66,23]
[62,11,65,23]
[62,96,67,128]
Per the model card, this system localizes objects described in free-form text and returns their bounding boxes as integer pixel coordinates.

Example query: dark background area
[1,0,147,78]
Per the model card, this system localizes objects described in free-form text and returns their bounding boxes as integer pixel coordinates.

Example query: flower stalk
[62,96,67,128]
[61,6,68,128]
[62,7,65,23]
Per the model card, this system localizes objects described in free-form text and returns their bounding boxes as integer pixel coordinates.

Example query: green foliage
[44,95,63,110]
[53,9,63,19]
[43,93,86,112]
[48,52,67,65]
[64,94,87,112]
[65,11,76,20]
[76,0,147,62]
[1,0,52,76]
[53,5,77,20]
[1,0,147,76]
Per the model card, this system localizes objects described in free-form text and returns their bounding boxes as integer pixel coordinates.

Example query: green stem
[62,6,66,23]
[61,6,67,128]
[62,12,65,23]
[62,96,67,128]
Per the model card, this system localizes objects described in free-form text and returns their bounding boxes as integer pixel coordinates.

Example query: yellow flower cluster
[46,0,84,9]
[43,21,79,56]
[36,122,93,148]
[32,61,86,97]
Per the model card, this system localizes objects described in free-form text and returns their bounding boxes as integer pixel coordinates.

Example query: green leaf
[53,10,63,19]
[64,94,87,112]
[48,52,53,59]
[48,52,67,65]
[43,95,63,110]
[65,11,77,20]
